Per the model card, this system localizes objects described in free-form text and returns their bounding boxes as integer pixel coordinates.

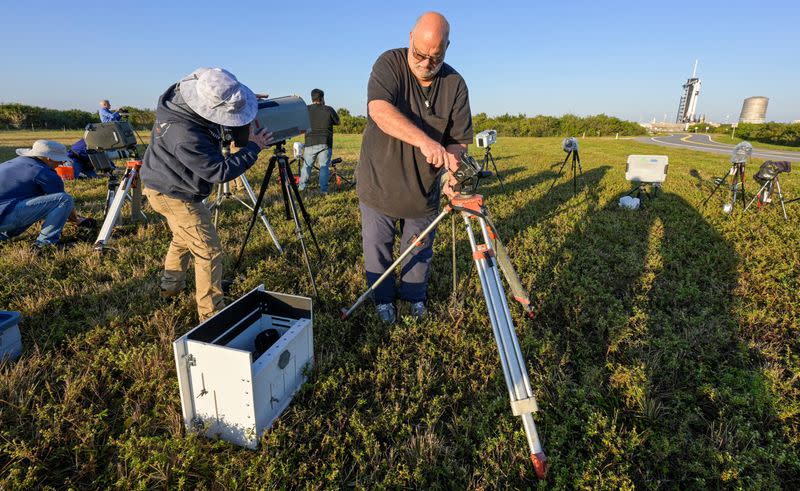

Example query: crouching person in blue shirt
[0,140,94,249]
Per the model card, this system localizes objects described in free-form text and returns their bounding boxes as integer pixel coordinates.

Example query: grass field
[1,131,799,489]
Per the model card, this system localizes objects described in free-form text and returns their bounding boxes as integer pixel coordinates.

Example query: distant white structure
[739,97,769,124]
[676,60,701,124]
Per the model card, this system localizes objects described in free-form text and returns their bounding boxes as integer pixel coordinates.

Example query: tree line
[0,103,156,130]
[1,103,648,139]
[337,109,646,137]
[689,122,800,147]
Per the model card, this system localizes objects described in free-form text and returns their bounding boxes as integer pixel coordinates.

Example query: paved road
[633,133,800,162]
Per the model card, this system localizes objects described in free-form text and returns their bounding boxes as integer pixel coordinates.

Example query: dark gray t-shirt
[357,48,473,218]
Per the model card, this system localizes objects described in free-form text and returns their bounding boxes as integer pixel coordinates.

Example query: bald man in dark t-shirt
[357,12,473,323]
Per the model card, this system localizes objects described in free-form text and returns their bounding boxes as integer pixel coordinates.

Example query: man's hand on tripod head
[250,127,273,150]
[446,143,468,174]
[419,138,448,169]
[442,173,460,199]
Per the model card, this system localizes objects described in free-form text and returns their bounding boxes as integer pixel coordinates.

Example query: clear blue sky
[1,0,798,122]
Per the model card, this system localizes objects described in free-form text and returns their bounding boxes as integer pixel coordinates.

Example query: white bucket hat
[15,140,70,162]
[179,67,258,127]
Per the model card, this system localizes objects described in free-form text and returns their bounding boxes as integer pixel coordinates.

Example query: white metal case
[173,285,313,449]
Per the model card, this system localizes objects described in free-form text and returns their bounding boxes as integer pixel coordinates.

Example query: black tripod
[702,162,747,211]
[480,145,505,191]
[231,141,323,295]
[546,148,582,196]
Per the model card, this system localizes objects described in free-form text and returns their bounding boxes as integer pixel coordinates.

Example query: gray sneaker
[410,301,427,319]
[375,303,397,324]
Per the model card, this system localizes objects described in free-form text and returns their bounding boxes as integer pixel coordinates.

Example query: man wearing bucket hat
[0,140,94,249]
[141,67,272,321]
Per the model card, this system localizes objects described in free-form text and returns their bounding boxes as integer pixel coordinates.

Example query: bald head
[407,12,451,84]
[412,12,449,45]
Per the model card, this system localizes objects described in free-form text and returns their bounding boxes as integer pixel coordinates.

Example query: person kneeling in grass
[0,140,95,249]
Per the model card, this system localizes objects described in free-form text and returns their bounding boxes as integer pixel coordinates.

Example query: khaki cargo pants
[144,188,224,320]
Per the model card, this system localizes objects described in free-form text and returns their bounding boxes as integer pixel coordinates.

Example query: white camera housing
[475,129,497,148]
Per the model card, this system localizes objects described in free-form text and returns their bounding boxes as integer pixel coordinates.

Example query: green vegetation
[0,103,155,131]
[0,132,798,488]
[336,110,647,138]
[689,122,800,148]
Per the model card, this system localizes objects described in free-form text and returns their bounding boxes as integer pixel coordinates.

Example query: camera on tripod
[83,121,139,171]
[475,129,497,148]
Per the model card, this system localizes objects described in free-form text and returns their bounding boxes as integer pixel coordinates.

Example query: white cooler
[173,285,313,449]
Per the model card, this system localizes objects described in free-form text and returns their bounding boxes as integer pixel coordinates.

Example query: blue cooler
[0,310,22,361]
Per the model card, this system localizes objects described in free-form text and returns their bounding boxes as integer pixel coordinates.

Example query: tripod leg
[776,178,788,221]
[211,184,223,227]
[545,152,570,197]
[701,173,730,207]
[130,178,145,222]
[739,167,747,209]
[239,175,283,254]
[231,158,276,274]
[484,216,535,318]
[279,164,319,296]
[284,162,323,258]
[744,180,771,212]
[341,209,451,319]
[463,215,547,478]
[487,151,505,190]
[94,168,138,251]
[451,213,457,298]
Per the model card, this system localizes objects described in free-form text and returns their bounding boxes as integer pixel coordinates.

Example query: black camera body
[221,124,251,149]
[453,153,484,185]
[84,121,137,151]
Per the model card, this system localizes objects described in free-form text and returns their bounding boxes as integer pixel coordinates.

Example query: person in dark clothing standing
[299,88,340,193]
[356,12,473,323]
[141,67,271,321]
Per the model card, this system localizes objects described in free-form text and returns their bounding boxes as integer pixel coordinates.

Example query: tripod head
[453,152,492,195]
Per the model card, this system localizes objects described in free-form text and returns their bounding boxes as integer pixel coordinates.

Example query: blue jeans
[299,144,332,193]
[70,159,98,179]
[360,202,437,304]
[0,192,74,245]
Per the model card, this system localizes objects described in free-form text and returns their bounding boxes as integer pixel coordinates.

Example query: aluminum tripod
[206,175,283,254]
[93,159,146,252]
[341,193,547,478]
[744,173,789,220]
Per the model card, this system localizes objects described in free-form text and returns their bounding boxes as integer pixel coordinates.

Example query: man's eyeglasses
[410,37,448,66]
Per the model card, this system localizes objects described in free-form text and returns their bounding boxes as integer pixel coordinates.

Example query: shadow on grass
[528,191,791,486]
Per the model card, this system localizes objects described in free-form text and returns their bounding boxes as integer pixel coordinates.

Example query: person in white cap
[141,67,271,321]
[0,140,94,249]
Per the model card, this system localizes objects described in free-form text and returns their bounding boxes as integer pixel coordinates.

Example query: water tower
[739,97,769,124]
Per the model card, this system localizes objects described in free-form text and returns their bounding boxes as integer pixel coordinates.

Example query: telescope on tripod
[341,152,548,479]
[227,96,325,296]
[83,121,147,252]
